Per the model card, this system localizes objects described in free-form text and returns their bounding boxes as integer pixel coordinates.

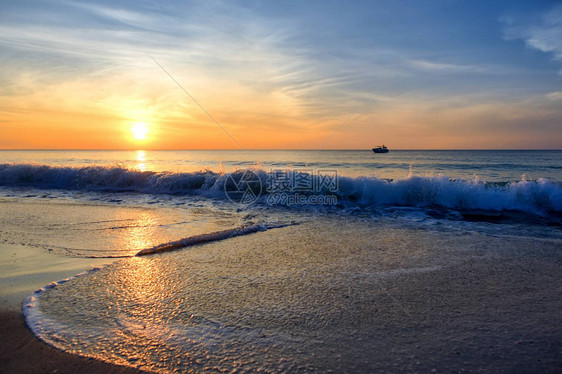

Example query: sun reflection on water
[135,150,148,171]
[120,257,166,321]
[117,211,159,254]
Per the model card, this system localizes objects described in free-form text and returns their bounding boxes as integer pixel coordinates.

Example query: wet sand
[22,219,562,373]
[1,197,562,372]
[0,310,146,374]
[0,243,145,373]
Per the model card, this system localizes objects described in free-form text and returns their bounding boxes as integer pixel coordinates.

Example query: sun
[131,122,149,141]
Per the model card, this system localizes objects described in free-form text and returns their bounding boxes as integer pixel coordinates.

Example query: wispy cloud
[501,5,562,74]
[1,0,561,149]
[546,91,562,101]
[410,59,486,73]
[0,0,419,122]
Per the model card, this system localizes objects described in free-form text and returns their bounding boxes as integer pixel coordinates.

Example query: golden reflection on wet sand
[114,211,159,254]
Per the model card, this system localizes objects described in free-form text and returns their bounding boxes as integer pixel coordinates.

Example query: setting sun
[131,122,149,141]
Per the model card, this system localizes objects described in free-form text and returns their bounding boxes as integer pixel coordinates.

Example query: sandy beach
[0,242,146,373]
[1,197,561,372]
[0,310,147,374]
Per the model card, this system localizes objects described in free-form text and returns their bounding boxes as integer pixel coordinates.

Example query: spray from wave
[1,163,560,215]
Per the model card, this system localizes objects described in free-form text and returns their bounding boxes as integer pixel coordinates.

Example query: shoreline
[2,198,561,372]
[0,241,146,373]
[23,219,562,372]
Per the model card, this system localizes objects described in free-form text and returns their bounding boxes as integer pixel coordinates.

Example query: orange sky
[2,76,560,150]
[1,1,561,150]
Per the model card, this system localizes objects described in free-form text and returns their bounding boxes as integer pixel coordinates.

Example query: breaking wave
[1,163,561,214]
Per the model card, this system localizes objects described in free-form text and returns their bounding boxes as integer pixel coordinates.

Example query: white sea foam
[136,222,296,256]
[1,163,561,214]
[23,267,104,351]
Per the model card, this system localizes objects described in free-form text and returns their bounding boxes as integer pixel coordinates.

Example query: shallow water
[0,198,248,258]
[25,214,562,373]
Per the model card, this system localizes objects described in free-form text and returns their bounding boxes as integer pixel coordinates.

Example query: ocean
[1,149,561,372]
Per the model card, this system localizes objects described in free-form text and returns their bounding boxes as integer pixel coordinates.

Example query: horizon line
[0,148,561,152]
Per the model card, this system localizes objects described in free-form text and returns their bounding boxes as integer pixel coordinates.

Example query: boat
[372,145,389,153]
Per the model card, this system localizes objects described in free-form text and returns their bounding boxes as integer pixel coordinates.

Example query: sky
[0,0,561,150]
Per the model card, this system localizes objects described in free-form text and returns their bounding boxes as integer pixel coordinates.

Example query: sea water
[1,150,561,372]
[1,149,561,180]
[1,150,561,216]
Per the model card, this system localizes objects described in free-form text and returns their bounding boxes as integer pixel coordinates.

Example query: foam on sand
[21,217,562,373]
[136,222,297,256]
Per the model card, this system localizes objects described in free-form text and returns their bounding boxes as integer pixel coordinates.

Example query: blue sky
[0,0,561,149]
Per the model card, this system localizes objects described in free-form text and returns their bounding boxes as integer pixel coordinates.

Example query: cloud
[410,59,486,73]
[546,91,562,101]
[2,0,560,149]
[502,5,562,73]
[0,0,426,122]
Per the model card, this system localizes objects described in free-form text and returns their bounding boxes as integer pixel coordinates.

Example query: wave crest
[337,174,561,214]
[1,163,561,214]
